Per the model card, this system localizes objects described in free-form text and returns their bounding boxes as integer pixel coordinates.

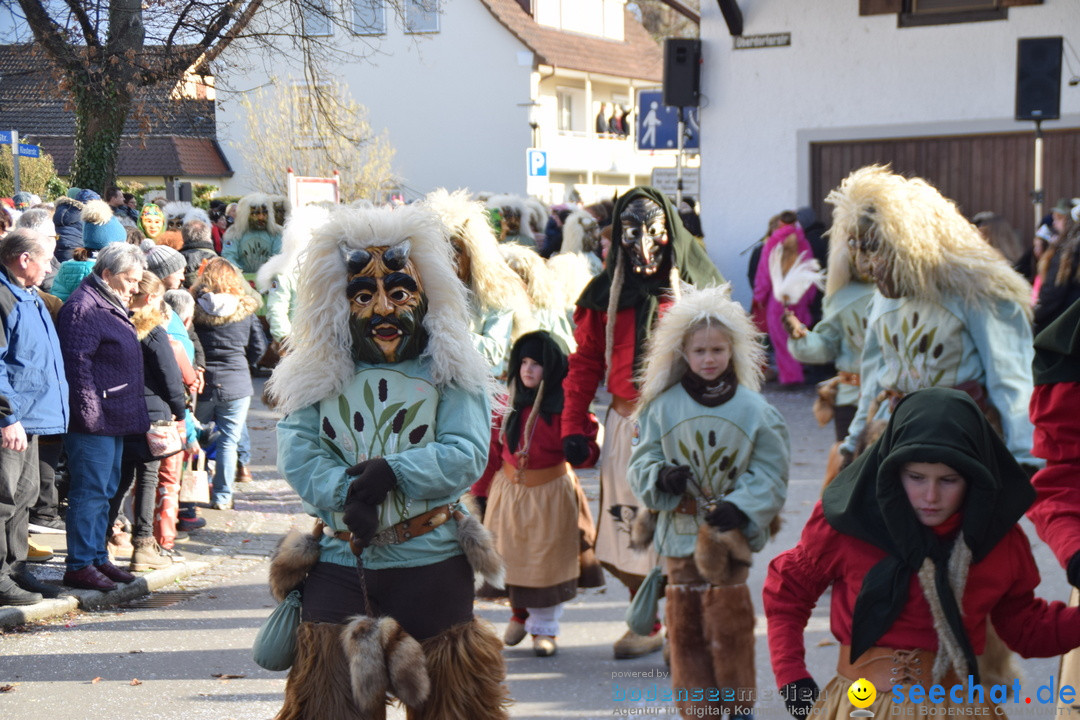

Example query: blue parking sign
[527,148,548,178]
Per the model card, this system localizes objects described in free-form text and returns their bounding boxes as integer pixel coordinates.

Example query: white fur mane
[267,203,493,415]
[256,204,331,292]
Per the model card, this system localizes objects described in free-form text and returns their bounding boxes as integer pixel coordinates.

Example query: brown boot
[236,462,253,483]
[130,537,174,572]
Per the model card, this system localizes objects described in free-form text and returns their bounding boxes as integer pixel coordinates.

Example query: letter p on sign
[527,149,548,178]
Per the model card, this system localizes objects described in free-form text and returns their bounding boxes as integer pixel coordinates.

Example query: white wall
[217,0,534,199]
[698,1,1080,305]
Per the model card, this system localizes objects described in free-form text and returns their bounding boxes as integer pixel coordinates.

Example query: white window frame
[404,0,439,33]
[351,0,385,34]
[303,0,335,37]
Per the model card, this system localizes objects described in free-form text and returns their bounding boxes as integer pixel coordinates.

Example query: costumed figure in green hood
[764,388,1080,720]
[561,185,724,659]
[1027,297,1080,714]
[265,203,509,720]
[222,193,283,275]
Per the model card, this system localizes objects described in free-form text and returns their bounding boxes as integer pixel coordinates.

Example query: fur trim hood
[132,306,168,340]
[163,201,211,227]
[826,165,1032,317]
[256,204,331,292]
[560,210,599,255]
[499,243,560,310]
[635,284,765,416]
[422,189,532,317]
[193,291,261,326]
[266,203,495,416]
[224,193,280,243]
[55,196,83,211]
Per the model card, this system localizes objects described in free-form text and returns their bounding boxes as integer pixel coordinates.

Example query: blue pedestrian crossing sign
[636,90,699,151]
[527,148,548,178]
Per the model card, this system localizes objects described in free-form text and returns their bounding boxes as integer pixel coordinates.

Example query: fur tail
[341,615,430,714]
[455,509,506,590]
[269,525,322,602]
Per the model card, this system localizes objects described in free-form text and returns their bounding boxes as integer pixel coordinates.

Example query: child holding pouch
[764,387,1080,719]
[628,284,790,719]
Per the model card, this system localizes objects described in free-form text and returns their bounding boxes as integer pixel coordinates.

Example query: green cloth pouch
[624,565,663,637]
[253,589,301,671]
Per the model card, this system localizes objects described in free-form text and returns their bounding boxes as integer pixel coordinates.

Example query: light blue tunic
[277,357,490,569]
[841,293,1040,468]
[628,384,790,557]
[222,230,282,274]
[788,282,875,407]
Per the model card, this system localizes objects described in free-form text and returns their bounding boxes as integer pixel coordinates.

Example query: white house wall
[698,1,1080,305]
[217,0,534,200]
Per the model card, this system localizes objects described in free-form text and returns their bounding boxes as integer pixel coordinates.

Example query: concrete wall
[698,1,1080,305]
[217,0,534,199]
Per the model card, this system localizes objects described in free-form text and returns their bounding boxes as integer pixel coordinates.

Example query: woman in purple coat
[55,243,150,591]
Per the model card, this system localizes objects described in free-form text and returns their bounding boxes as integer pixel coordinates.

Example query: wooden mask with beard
[345,242,429,364]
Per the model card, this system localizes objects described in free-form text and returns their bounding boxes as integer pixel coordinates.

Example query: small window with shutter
[859,0,1041,23]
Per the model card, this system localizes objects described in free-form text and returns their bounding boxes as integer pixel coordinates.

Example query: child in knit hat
[81,199,126,251]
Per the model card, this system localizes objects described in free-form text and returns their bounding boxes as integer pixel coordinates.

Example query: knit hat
[145,245,185,279]
[76,189,101,204]
[12,192,32,210]
[81,199,127,250]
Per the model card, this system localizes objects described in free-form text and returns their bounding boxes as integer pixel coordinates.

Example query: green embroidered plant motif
[880,309,952,394]
[676,428,741,503]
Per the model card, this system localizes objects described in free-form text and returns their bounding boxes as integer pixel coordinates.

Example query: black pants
[301,554,474,642]
[0,435,39,577]
[31,434,63,522]
[109,437,161,543]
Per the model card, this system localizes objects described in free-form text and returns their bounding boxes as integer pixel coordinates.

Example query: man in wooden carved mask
[345,243,429,365]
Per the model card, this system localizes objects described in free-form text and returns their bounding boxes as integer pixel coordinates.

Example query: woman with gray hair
[55,242,150,591]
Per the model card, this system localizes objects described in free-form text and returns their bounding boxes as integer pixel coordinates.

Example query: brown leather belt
[609,395,636,419]
[674,496,698,515]
[838,371,861,386]
[837,645,960,688]
[501,461,570,487]
[316,503,459,549]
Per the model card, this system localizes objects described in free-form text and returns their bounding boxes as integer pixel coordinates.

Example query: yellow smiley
[848,677,877,709]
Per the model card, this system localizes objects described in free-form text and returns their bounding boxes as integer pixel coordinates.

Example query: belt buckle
[369,525,399,547]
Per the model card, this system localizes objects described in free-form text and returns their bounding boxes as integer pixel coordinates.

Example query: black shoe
[28,515,66,534]
[11,564,62,599]
[0,575,43,606]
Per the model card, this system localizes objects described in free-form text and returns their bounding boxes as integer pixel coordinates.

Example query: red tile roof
[478,0,663,82]
[38,136,233,178]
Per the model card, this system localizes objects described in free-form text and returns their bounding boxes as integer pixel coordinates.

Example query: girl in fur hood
[190,258,266,509]
[765,388,1080,720]
[829,165,1039,471]
[484,331,603,658]
[628,284,789,719]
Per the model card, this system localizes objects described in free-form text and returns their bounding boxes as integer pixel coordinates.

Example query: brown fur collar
[192,292,261,327]
[132,307,167,340]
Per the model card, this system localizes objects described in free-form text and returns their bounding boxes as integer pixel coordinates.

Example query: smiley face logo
[847,677,877,709]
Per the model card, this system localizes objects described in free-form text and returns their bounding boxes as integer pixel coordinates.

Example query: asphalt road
[0,380,1072,720]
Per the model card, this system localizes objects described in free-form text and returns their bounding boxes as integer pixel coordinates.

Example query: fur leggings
[665,584,756,718]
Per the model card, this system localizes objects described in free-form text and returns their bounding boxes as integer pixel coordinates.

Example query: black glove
[1069,551,1080,589]
[838,447,854,471]
[562,435,590,466]
[782,678,820,718]
[345,457,397,506]
[704,501,748,532]
[656,464,693,496]
[342,501,380,551]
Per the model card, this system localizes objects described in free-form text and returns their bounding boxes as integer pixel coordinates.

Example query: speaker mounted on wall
[1016,37,1063,122]
[663,38,702,108]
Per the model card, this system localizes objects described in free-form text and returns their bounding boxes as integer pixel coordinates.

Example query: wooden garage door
[811,128,1080,238]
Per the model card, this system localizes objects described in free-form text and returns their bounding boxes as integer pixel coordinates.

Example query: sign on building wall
[733,33,791,50]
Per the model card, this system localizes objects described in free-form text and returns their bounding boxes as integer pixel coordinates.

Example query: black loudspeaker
[664,38,701,108]
[1016,37,1062,121]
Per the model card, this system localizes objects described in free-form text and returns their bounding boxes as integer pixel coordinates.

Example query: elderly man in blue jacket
[0,228,68,606]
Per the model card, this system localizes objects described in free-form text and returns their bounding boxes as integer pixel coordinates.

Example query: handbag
[179,450,210,504]
[253,589,302,671]
[146,420,183,460]
[624,564,664,637]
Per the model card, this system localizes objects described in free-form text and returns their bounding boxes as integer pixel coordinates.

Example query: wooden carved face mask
[345,242,429,364]
[249,204,269,232]
[620,197,669,276]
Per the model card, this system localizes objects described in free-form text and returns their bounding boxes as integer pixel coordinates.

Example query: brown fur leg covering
[702,584,757,716]
[269,527,322,602]
[665,585,717,718]
[276,621,386,720]
[977,621,1022,688]
[694,526,751,587]
[405,618,511,720]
